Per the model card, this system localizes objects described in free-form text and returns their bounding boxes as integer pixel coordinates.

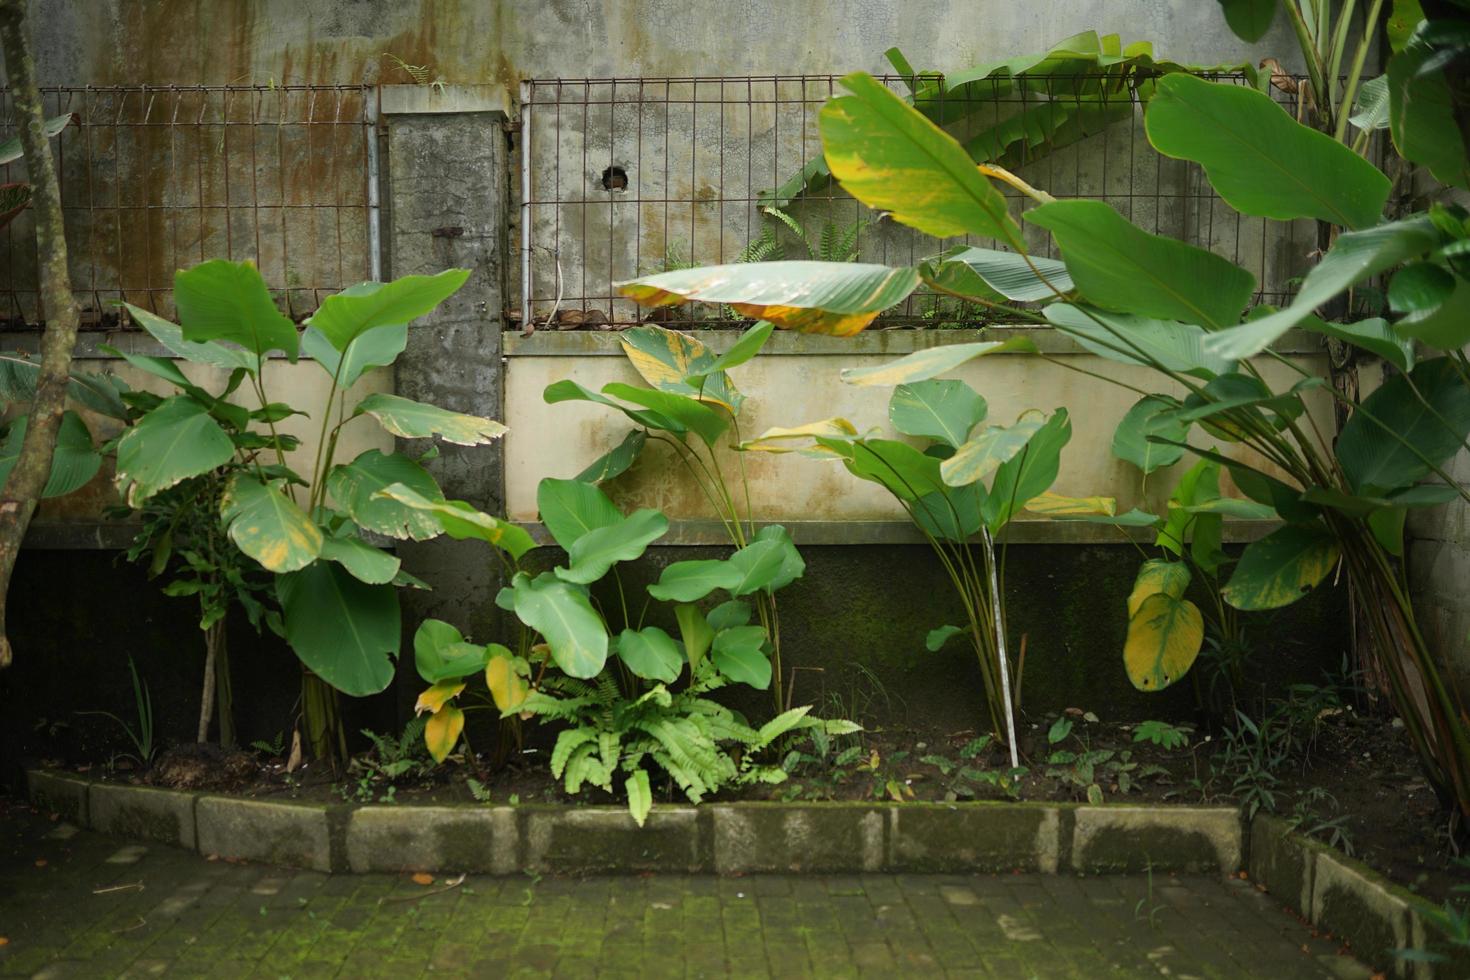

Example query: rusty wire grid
[0,84,378,328]
[518,72,1325,331]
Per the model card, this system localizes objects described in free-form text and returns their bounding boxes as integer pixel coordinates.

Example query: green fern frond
[551,727,599,779]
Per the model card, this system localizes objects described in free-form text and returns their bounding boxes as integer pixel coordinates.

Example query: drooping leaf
[1112,395,1187,474]
[926,624,965,651]
[726,538,789,595]
[1336,358,1470,494]
[1215,0,1276,41]
[1023,492,1115,517]
[911,484,985,542]
[173,259,299,360]
[425,704,465,763]
[0,412,99,499]
[712,625,772,689]
[921,247,1074,303]
[537,477,623,551]
[301,322,406,389]
[739,418,860,453]
[353,392,506,445]
[319,535,400,585]
[278,560,400,696]
[1390,262,1455,314]
[819,72,1024,247]
[617,261,919,337]
[414,619,489,684]
[1124,593,1204,691]
[0,113,74,167]
[1127,559,1191,618]
[674,603,714,674]
[305,269,469,352]
[219,474,323,573]
[1350,74,1392,132]
[889,380,987,449]
[1298,314,1413,373]
[839,335,1036,386]
[415,679,466,715]
[1026,199,1256,329]
[648,559,744,603]
[1394,276,1470,350]
[1157,458,1222,555]
[0,354,127,421]
[600,383,728,448]
[328,449,445,541]
[618,325,743,411]
[556,508,669,584]
[371,493,534,560]
[511,572,608,678]
[123,303,257,372]
[941,415,1045,488]
[982,409,1071,531]
[1389,27,1470,189]
[616,626,684,683]
[1222,522,1339,610]
[576,429,647,483]
[752,524,805,591]
[545,379,686,433]
[840,438,948,500]
[115,396,236,504]
[485,649,529,713]
[1044,304,1234,378]
[1145,73,1390,229]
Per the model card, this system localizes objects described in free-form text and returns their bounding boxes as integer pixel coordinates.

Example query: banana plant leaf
[511,571,607,678]
[219,474,322,574]
[1044,303,1234,378]
[889,379,988,449]
[1221,521,1339,611]
[0,411,100,498]
[378,482,536,560]
[173,259,299,361]
[278,559,401,696]
[619,325,743,412]
[921,247,1073,304]
[0,113,76,166]
[327,449,445,541]
[555,507,669,585]
[1336,357,1470,495]
[114,396,235,505]
[305,269,469,354]
[353,392,506,445]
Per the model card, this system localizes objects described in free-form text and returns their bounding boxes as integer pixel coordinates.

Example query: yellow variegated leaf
[1025,491,1116,517]
[424,704,465,763]
[414,679,465,715]
[485,654,528,713]
[618,325,742,411]
[739,418,860,453]
[219,475,323,573]
[1127,559,1191,618]
[1124,593,1204,691]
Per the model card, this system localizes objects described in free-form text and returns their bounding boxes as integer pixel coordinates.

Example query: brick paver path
[1,802,1372,978]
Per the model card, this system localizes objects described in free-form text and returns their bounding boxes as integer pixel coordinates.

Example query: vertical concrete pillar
[380,85,512,712]
[1409,437,1470,698]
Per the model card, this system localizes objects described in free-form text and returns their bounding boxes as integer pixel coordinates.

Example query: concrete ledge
[196,797,332,873]
[712,803,885,873]
[25,771,90,826]
[1071,805,1242,874]
[89,783,195,849]
[523,806,706,874]
[380,83,511,117]
[347,805,518,875]
[890,803,1059,873]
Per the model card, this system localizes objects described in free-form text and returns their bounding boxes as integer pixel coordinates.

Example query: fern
[551,726,599,779]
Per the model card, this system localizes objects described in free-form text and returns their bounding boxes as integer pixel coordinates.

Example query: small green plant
[466,778,493,803]
[1288,788,1356,857]
[1132,864,1168,928]
[250,731,286,757]
[78,657,156,767]
[752,206,869,263]
[343,718,433,803]
[1132,720,1193,750]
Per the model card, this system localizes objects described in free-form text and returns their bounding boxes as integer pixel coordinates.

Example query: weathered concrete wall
[1409,426,1470,697]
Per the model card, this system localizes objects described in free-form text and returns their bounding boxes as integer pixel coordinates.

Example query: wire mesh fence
[0,84,378,328]
[519,72,1322,330]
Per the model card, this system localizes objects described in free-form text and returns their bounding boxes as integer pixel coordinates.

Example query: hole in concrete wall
[600,166,628,191]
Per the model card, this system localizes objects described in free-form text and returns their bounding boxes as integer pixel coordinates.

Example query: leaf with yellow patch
[354,392,506,446]
[1024,492,1116,517]
[1222,522,1338,611]
[1127,559,1191,618]
[219,474,322,573]
[424,703,465,763]
[618,325,743,412]
[415,679,465,715]
[1124,592,1204,691]
[485,648,529,713]
[839,335,1036,386]
[739,418,860,453]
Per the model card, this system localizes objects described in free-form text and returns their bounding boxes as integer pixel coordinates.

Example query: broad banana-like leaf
[616,626,684,683]
[124,303,257,372]
[711,625,771,689]
[555,508,669,585]
[819,72,1024,248]
[674,603,714,674]
[841,438,948,500]
[1127,559,1191,617]
[839,335,1037,386]
[1025,200,1256,330]
[306,269,469,352]
[618,325,743,411]
[889,380,987,449]
[354,392,505,445]
[319,535,400,585]
[1350,75,1391,132]
[941,415,1045,487]
[1389,27,1470,190]
[1157,459,1221,555]
[375,484,535,560]
[1336,357,1470,494]
[647,538,787,602]
[1172,374,1314,437]
[601,383,728,448]
[1182,497,1277,519]
[577,429,647,483]
[1145,73,1391,229]
[752,524,805,590]
[278,559,401,696]
[0,354,128,421]
[545,379,685,433]
[416,679,466,715]
[0,412,100,499]
[617,261,920,336]
[1207,216,1441,358]
[922,247,1074,303]
[691,320,774,379]
[328,449,445,541]
[174,259,299,360]
[219,474,322,573]
[537,477,623,551]
[115,396,235,504]
[739,418,859,453]
[301,323,406,388]
[1214,0,1276,41]
[1125,592,1204,691]
[1297,314,1413,373]
[707,599,753,631]
[1112,395,1187,474]
[414,619,490,684]
[1023,492,1115,517]
[425,704,464,763]
[1395,276,1470,350]
[983,409,1071,531]
[485,650,529,713]
[911,484,984,542]
[0,113,75,166]
[1222,522,1339,610]
[510,572,607,678]
[1045,304,1235,378]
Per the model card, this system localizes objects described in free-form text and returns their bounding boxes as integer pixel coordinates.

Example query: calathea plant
[108,259,504,760]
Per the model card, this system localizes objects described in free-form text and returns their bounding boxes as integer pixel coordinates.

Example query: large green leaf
[537,477,623,551]
[545,379,685,433]
[354,393,505,446]
[1156,459,1222,556]
[278,560,400,696]
[888,380,987,449]
[752,524,805,590]
[556,508,669,585]
[1389,28,1470,189]
[600,383,728,448]
[921,247,1073,303]
[377,482,536,560]
[1215,0,1276,41]
[617,261,919,337]
[219,474,323,573]
[693,320,774,378]
[173,259,299,360]
[1298,314,1413,373]
[1112,395,1187,474]
[511,572,608,678]
[1145,73,1390,229]
[674,603,714,674]
[711,625,772,689]
[1394,276,1470,350]
[301,323,406,388]
[1025,200,1256,330]
[819,72,1023,248]
[0,354,127,421]
[327,449,445,541]
[1044,304,1234,378]
[1222,522,1339,610]
[646,538,787,602]
[616,626,684,683]
[982,409,1071,531]
[911,484,985,542]
[577,429,647,483]
[0,411,100,499]
[115,396,236,504]
[841,438,948,500]
[1336,358,1470,494]
[1125,593,1204,691]
[413,619,491,684]
[940,415,1045,487]
[305,269,469,353]
[124,303,257,372]
[0,113,74,166]
[839,335,1037,386]
[1207,216,1442,358]
[618,325,743,412]
[319,535,401,585]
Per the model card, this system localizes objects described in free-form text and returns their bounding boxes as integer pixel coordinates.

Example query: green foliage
[1132,720,1193,751]
[78,657,156,768]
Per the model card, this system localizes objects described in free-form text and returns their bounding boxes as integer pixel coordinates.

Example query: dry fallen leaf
[411,873,434,886]
[0,937,10,946]
[34,859,47,868]
[285,730,304,774]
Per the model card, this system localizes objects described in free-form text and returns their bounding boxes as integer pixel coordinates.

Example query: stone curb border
[24,770,1468,976]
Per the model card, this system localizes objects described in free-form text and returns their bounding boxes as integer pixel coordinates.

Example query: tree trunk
[214,621,235,748]
[0,0,80,670]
